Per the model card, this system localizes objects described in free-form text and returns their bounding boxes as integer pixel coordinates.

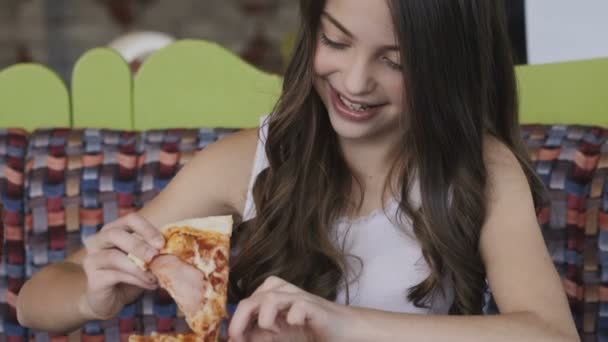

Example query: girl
[18,0,578,341]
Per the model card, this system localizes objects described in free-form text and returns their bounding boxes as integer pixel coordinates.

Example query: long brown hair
[230,0,547,314]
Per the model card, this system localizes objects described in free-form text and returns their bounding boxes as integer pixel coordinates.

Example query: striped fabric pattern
[0,128,28,341]
[20,128,233,341]
[24,128,144,341]
[135,128,234,340]
[521,124,608,340]
[0,124,606,341]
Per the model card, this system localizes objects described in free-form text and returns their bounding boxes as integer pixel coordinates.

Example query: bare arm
[227,138,579,342]
[343,139,578,341]
[16,129,258,332]
[14,255,91,333]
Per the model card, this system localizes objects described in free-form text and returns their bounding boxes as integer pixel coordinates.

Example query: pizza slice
[128,215,232,342]
[128,332,201,342]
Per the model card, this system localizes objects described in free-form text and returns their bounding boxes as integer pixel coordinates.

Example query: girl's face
[313,0,405,144]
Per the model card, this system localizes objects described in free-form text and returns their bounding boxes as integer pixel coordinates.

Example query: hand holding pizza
[228,276,355,342]
[80,213,164,321]
[128,216,233,341]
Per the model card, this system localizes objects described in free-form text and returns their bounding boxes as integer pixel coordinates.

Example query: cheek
[386,77,405,109]
[313,47,340,77]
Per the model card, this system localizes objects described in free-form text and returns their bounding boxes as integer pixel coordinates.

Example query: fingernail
[153,237,165,249]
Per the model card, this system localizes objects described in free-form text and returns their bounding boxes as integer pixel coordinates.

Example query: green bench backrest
[0,40,605,130]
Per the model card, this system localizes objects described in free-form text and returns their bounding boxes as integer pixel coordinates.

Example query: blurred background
[0,1,607,341]
[0,0,606,80]
[0,0,300,79]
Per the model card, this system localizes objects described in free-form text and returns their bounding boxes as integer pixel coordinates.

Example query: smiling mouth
[330,86,386,112]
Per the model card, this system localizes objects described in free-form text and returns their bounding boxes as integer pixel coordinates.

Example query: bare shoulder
[138,128,259,227]
[479,139,578,338]
[480,134,539,241]
[480,134,540,239]
[202,128,259,169]
[482,135,530,200]
[202,128,260,208]
[483,135,521,174]
[67,129,260,264]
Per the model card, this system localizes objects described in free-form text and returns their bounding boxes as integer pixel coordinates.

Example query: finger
[245,327,278,342]
[228,297,262,342]
[241,293,299,336]
[285,300,309,326]
[92,269,158,291]
[87,227,159,264]
[87,249,157,285]
[253,276,297,296]
[122,214,165,249]
[98,214,164,249]
[256,294,292,333]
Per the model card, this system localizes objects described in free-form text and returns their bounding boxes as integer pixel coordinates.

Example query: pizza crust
[127,215,233,341]
[128,215,233,271]
[128,332,202,341]
[160,216,233,236]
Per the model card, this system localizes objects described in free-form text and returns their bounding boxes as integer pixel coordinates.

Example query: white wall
[526,0,608,64]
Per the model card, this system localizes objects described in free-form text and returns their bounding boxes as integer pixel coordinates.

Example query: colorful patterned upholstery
[1,124,607,340]
[17,127,234,341]
[134,128,235,340]
[24,128,143,341]
[0,128,28,341]
[521,124,608,340]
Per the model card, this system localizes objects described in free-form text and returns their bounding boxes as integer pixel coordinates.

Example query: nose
[343,56,376,96]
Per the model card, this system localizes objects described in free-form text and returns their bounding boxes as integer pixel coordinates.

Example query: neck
[338,132,402,189]
[338,133,405,218]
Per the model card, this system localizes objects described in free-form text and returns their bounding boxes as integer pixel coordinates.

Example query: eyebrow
[321,11,400,52]
[322,11,353,38]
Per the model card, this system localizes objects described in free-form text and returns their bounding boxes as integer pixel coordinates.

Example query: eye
[382,56,402,71]
[320,33,348,50]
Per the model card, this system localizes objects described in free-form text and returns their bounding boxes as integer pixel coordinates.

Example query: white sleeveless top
[243,118,453,314]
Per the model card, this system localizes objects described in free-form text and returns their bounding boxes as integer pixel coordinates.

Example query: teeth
[340,94,369,111]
